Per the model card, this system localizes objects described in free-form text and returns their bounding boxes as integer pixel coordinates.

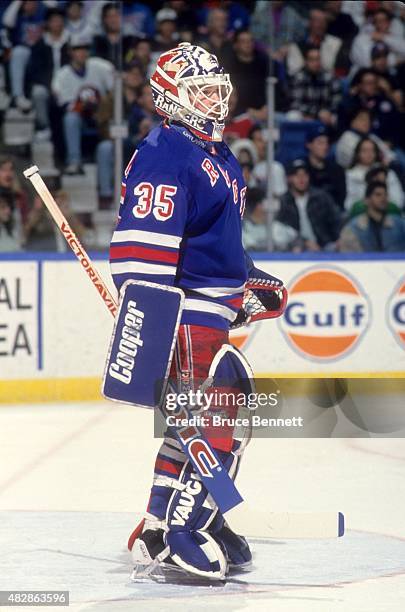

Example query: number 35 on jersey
[133,182,177,221]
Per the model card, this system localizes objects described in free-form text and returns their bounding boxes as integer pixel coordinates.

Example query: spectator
[379,0,405,33]
[127,83,159,144]
[224,29,268,118]
[305,125,346,209]
[168,1,199,41]
[341,0,365,29]
[242,187,267,250]
[248,126,287,196]
[24,190,86,250]
[240,162,256,188]
[325,0,358,76]
[289,46,341,126]
[0,155,30,223]
[230,138,257,168]
[0,23,11,111]
[272,159,342,251]
[370,41,403,109]
[222,1,250,33]
[251,0,306,55]
[64,1,94,39]
[79,1,109,37]
[28,8,70,141]
[3,0,48,111]
[197,1,250,35]
[122,0,155,38]
[223,90,255,142]
[197,8,232,65]
[92,2,135,69]
[95,64,149,206]
[325,0,358,42]
[0,192,21,252]
[152,8,179,56]
[349,165,403,217]
[351,7,405,69]
[23,194,57,250]
[124,37,153,77]
[287,8,342,76]
[344,137,403,210]
[52,33,114,174]
[339,181,405,252]
[335,108,394,169]
[380,1,405,25]
[338,68,402,147]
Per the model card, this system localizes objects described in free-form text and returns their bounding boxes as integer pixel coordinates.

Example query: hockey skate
[130,516,252,584]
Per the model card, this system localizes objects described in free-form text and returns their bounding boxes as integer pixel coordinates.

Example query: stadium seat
[3,108,35,147]
[276,120,323,166]
[61,163,98,214]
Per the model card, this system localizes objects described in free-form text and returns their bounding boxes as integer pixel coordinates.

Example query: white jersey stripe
[111,229,181,248]
[110,261,177,276]
[191,284,245,298]
[184,298,237,321]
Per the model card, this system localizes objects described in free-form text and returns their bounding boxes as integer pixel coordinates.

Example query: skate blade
[130,562,173,583]
[130,563,226,586]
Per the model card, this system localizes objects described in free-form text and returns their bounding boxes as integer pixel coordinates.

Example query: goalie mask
[150,42,233,142]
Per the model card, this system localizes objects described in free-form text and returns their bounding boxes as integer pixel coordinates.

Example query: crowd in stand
[0,0,405,254]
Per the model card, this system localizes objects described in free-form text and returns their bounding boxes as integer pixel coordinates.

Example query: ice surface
[1,401,405,611]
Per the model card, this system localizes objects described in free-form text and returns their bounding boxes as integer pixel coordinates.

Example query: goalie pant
[129,323,252,580]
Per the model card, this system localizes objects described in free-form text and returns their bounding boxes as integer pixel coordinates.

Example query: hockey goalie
[106,42,286,582]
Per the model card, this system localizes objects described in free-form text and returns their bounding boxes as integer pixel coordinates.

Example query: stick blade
[226,507,345,539]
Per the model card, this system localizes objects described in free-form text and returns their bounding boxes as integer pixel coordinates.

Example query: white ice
[1,400,405,612]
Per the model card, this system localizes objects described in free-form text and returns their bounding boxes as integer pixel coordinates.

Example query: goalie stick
[23,164,243,515]
[24,165,344,539]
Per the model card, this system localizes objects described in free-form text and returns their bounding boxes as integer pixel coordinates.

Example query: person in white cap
[153,8,179,55]
[52,33,114,175]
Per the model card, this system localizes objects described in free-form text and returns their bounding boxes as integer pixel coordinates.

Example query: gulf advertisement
[231,257,405,377]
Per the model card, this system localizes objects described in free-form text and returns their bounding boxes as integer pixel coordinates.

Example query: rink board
[0,253,405,402]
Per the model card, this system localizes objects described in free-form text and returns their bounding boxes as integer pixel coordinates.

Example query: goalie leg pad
[200,343,255,453]
[130,337,254,579]
[157,453,241,579]
[165,530,227,580]
[102,280,184,408]
[165,452,240,533]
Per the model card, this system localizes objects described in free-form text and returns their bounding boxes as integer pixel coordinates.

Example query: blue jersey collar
[167,121,230,159]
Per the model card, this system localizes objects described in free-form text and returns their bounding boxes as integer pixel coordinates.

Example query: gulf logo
[279,267,370,361]
[387,278,405,350]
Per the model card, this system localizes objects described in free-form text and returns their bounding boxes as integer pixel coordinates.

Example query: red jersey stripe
[110,245,179,264]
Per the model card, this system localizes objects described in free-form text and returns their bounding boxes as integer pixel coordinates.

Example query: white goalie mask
[150,42,233,142]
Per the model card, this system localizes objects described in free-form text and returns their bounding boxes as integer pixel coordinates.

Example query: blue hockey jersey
[110,122,248,330]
